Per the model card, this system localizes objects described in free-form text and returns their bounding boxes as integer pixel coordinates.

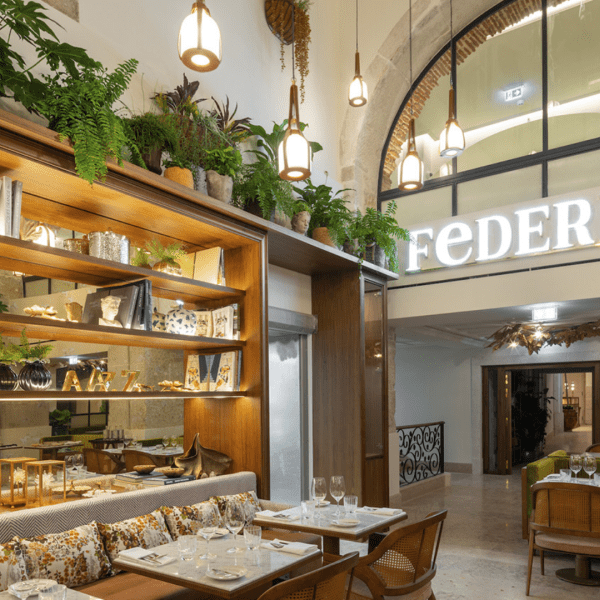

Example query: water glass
[244,525,262,551]
[311,477,327,508]
[38,584,57,600]
[344,495,358,514]
[559,469,571,481]
[570,454,582,479]
[301,500,315,521]
[177,535,197,561]
[583,454,597,479]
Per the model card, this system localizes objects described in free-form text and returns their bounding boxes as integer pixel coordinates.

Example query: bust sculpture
[99,295,122,328]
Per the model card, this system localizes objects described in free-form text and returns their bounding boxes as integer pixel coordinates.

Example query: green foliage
[131,247,151,268]
[349,201,409,273]
[121,112,177,169]
[152,73,205,119]
[145,239,186,266]
[293,179,352,246]
[513,380,553,453]
[209,96,251,144]
[0,293,8,313]
[0,334,20,364]
[13,329,53,362]
[49,408,71,425]
[0,0,98,111]
[203,145,243,179]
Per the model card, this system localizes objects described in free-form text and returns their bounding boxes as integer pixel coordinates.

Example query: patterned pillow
[209,491,261,520]
[161,501,222,539]
[97,510,172,563]
[0,540,27,592]
[18,523,113,588]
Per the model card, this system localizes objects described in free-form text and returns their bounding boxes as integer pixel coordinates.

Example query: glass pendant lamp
[348,0,368,106]
[178,1,222,72]
[399,0,424,191]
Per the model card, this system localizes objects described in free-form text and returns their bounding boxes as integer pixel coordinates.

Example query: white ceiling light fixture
[532,306,558,321]
[178,1,222,72]
[348,0,368,107]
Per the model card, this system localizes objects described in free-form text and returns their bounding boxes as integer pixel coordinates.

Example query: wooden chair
[84,448,125,475]
[122,449,163,472]
[256,552,359,600]
[585,443,600,453]
[346,510,447,600]
[527,481,600,595]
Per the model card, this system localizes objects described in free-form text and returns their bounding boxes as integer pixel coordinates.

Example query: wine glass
[197,504,220,560]
[169,436,177,449]
[162,435,170,449]
[311,477,327,509]
[330,475,346,517]
[570,454,582,480]
[583,454,596,480]
[225,503,244,553]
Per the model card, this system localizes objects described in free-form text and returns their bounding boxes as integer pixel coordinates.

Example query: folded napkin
[356,507,406,516]
[261,539,319,555]
[255,510,300,521]
[119,548,175,566]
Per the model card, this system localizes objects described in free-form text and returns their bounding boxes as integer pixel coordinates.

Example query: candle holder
[0,457,37,508]
[25,460,66,507]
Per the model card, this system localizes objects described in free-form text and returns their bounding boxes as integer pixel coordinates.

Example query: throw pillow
[18,523,113,587]
[97,510,172,564]
[161,501,222,539]
[209,491,261,520]
[0,540,27,592]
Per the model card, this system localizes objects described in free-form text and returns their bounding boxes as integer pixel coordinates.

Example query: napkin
[261,539,319,555]
[119,548,175,566]
[255,510,300,521]
[356,507,406,516]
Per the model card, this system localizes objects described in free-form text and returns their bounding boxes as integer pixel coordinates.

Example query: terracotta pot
[164,166,194,189]
[205,170,233,203]
[141,148,163,175]
[312,226,336,247]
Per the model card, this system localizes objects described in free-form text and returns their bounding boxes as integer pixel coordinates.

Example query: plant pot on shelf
[364,243,386,268]
[273,208,292,229]
[205,171,233,204]
[0,364,18,391]
[141,148,163,175]
[342,238,358,255]
[311,226,336,248]
[153,260,182,277]
[164,166,194,189]
[18,360,52,392]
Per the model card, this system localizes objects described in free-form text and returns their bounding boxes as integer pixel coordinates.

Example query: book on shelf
[142,475,195,486]
[193,309,213,338]
[193,247,226,286]
[11,180,22,240]
[0,176,12,237]
[115,470,159,481]
[185,350,241,392]
[82,283,139,329]
[212,305,234,339]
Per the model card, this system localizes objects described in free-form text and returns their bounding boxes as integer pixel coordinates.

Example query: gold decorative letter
[86,371,116,392]
[62,370,82,392]
[121,370,141,392]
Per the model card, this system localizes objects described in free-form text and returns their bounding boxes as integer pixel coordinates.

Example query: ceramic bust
[291,211,311,235]
[99,295,122,328]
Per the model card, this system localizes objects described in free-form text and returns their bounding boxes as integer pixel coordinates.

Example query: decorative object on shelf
[205,169,233,203]
[203,145,242,204]
[131,247,152,269]
[194,310,213,337]
[18,360,52,391]
[23,305,61,320]
[156,467,185,478]
[99,295,123,328]
[348,0,368,107]
[399,0,424,192]
[439,0,465,159]
[193,246,226,285]
[291,210,310,235]
[174,432,232,479]
[364,243,386,268]
[178,1,222,72]
[63,236,89,255]
[186,351,241,392]
[152,308,167,332]
[163,165,194,189]
[0,457,36,508]
[86,370,115,392]
[20,218,57,247]
[0,363,18,391]
[121,370,141,392]
[25,460,66,507]
[166,300,197,336]
[62,371,83,392]
[133,383,155,392]
[146,239,186,276]
[158,380,185,391]
[209,96,252,144]
[89,230,130,264]
[64,301,83,323]
[212,305,235,339]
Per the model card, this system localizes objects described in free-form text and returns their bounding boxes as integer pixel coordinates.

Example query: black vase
[18,361,52,392]
[0,363,18,391]
[364,243,386,268]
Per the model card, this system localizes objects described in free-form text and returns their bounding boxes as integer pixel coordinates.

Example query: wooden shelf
[0,314,245,351]
[0,391,246,401]
[0,236,244,304]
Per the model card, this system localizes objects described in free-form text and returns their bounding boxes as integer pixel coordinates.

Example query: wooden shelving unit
[4,391,246,401]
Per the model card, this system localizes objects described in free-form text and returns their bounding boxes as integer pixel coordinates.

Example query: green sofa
[520,450,600,538]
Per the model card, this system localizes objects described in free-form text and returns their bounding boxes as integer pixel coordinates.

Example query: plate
[206,566,247,581]
[315,500,330,507]
[212,528,229,538]
[331,519,360,528]
[9,579,56,598]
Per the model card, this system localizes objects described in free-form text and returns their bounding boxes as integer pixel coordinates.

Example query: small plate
[206,566,248,581]
[331,519,360,528]
[212,528,229,538]
[315,500,330,507]
[9,579,57,598]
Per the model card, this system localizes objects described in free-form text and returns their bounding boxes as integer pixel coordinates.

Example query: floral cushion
[0,540,27,592]
[209,491,261,520]
[97,510,172,564]
[161,501,222,539]
[18,523,113,587]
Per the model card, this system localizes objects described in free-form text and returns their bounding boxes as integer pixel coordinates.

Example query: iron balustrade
[397,421,445,487]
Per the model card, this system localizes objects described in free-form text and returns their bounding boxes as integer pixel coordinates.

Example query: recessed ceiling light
[532,307,557,321]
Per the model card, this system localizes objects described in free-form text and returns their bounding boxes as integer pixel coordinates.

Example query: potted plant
[49,408,71,436]
[131,247,152,269]
[145,239,187,276]
[293,179,352,248]
[0,334,20,391]
[12,329,53,392]
[203,144,243,203]
[351,201,410,272]
[209,96,252,145]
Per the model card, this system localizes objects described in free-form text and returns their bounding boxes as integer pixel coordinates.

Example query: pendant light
[348,0,368,107]
[439,0,465,157]
[279,5,311,182]
[178,2,222,72]
[399,0,424,192]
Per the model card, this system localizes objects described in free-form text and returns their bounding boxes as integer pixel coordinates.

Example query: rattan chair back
[585,443,600,453]
[84,448,124,475]
[122,449,162,471]
[257,552,359,600]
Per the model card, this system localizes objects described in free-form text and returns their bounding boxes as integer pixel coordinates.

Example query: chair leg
[526,534,535,596]
[429,592,436,600]
[540,550,544,576]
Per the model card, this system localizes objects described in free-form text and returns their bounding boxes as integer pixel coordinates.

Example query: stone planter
[164,166,194,189]
[273,208,292,229]
[205,170,233,203]
[312,226,336,247]
[364,243,386,268]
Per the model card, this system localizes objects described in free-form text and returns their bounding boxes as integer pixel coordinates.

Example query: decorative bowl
[158,467,185,478]
[133,464,156,474]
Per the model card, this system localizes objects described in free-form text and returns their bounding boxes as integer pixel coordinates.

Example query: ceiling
[391,296,600,349]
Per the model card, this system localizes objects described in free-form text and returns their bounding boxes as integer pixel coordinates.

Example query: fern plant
[0,334,20,364]
[145,239,186,267]
[131,247,151,268]
[13,329,53,363]
[0,293,8,314]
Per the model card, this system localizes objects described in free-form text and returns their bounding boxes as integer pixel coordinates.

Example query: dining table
[112,534,321,600]
[24,441,83,460]
[0,588,97,600]
[253,503,408,554]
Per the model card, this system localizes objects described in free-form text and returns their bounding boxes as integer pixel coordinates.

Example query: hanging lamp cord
[292,3,296,82]
[450,0,453,87]
[409,0,413,117]
[356,0,359,52]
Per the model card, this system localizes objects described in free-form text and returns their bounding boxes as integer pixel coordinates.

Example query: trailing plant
[0,293,8,313]
[202,145,243,179]
[350,201,410,273]
[13,329,53,362]
[209,96,251,144]
[0,334,20,364]
[145,239,186,267]
[121,111,178,169]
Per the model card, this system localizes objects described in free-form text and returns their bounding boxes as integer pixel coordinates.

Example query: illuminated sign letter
[406,228,433,272]
[514,206,550,256]
[435,223,473,266]
[476,215,512,261]
[553,199,594,249]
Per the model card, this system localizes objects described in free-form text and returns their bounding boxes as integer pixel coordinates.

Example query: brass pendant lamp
[279,5,311,182]
[348,0,368,107]
[439,0,465,157]
[399,0,424,192]
[178,1,222,72]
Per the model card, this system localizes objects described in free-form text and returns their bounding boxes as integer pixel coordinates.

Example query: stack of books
[142,474,195,486]
[115,470,159,483]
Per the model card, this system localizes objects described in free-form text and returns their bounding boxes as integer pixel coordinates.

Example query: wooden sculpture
[174,433,232,479]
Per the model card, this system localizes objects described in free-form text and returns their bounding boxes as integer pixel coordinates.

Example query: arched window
[380,0,600,227]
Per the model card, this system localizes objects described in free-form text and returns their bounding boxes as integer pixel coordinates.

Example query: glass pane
[383,187,452,229]
[457,165,542,214]
[548,148,600,196]
[487,369,498,473]
[456,0,543,172]
[548,0,600,148]
[50,279,75,294]
[24,278,48,297]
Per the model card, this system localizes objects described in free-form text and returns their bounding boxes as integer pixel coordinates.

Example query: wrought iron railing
[397,421,445,487]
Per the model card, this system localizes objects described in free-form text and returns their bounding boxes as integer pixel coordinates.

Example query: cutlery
[210,568,238,577]
[270,541,290,548]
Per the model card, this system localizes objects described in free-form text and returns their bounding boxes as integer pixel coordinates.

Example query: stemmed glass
[311,477,327,518]
[225,503,244,553]
[583,454,596,481]
[330,475,346,517]
[197,504,220,560]
[570,454,582,480]
[162,435,170,449]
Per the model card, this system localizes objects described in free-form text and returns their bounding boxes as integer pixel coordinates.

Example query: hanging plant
[293,1,311,103]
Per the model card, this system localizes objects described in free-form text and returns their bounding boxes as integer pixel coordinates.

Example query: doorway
[482,361,600,474]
